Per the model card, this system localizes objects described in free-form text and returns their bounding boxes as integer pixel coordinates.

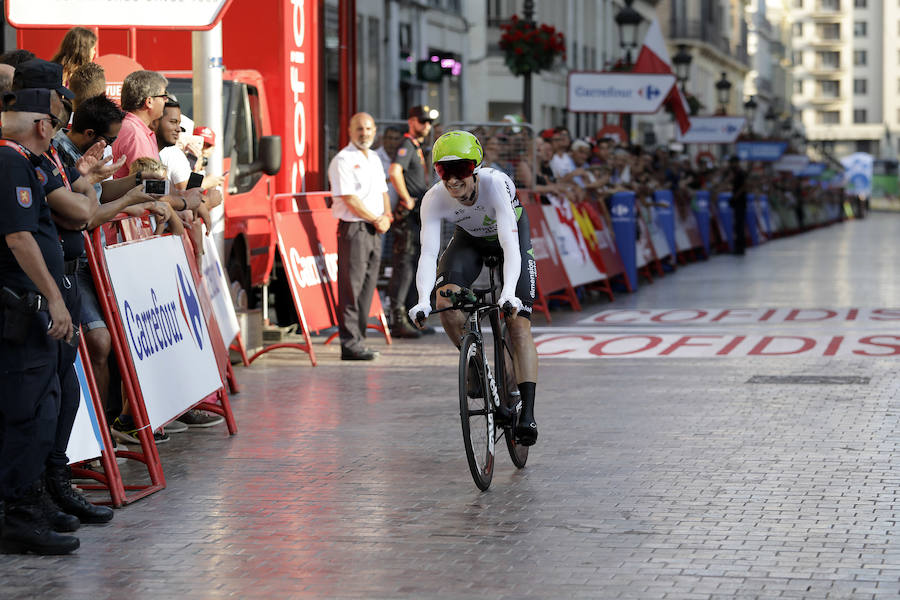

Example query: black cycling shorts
[435,210,537,318]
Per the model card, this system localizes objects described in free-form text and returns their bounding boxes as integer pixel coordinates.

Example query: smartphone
[143,179,170,196]
[186,172,204,189]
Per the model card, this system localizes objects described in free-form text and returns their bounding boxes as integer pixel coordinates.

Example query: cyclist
[408,131,539,446]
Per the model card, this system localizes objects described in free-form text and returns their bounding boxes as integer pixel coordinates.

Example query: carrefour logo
[121,264,203,361]
[176,264,204,350]
[639,85,660,100]
[724,124,739,134]
[612,203,631,218]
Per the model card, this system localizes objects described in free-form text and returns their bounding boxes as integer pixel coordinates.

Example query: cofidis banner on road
[105,235,222,430]
[567,72,675,113]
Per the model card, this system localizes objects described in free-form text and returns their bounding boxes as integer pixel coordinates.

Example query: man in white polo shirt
[327,112,392,361]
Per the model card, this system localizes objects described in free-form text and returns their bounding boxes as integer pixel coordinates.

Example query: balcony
[669,19,749,66]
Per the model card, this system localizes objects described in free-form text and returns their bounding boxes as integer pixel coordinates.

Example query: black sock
[518,381,536,422]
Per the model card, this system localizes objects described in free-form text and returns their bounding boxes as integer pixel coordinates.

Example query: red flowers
[499,15,566,76]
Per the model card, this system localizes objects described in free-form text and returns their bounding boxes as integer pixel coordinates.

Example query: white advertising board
[675,117,746,144]
[567,72,675,113]
[104,235,222,430]
[66,353,104,465]
[200,235,240,346]
[7,0,230,28]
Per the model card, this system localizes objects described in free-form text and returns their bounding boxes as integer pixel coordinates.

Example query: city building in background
[789,0,900,159]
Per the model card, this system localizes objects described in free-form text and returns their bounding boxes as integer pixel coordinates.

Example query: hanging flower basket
[499,15,566,77]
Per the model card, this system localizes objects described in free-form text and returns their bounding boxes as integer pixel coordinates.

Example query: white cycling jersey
[414,168,522,309]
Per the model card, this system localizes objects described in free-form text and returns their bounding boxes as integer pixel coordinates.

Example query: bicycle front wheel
[459,332,494,491]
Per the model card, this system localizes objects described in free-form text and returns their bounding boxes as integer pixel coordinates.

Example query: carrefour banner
[692,190,711,256]
[735,141,788,162]
[609,192,638,290]
[200,235,241,346]
[105,235,222,430]
[841,152,874,197]
[567,72,675,113]
[676,117,746,144]
[66,351,103,465]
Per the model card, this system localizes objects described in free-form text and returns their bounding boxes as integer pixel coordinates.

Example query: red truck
[15,0,327,313]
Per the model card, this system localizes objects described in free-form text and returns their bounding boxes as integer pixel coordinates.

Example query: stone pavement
[2,215,900,599]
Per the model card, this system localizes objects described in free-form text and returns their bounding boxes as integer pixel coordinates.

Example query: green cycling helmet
[432,130,484,166]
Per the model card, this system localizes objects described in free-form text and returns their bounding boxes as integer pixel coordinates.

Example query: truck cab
[165,70,282,304]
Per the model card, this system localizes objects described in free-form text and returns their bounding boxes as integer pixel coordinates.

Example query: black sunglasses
[98,133,118,145]
[150,92,170,99]
[34,115,61,129]
[416,117,433,124]
[435,160,476,181]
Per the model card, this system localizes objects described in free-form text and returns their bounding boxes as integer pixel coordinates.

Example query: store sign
[735,141,789,162]
[567,72,675,113]
[7,0,232,28]
[676,116,746,144]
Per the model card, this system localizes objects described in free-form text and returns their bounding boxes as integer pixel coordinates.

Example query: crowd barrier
[254,192,391,366]
[518,186,847,320]
[72,216,237,506]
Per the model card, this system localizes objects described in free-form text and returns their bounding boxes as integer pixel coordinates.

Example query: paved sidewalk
[2,215,900,599]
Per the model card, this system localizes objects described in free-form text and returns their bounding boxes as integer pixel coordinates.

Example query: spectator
[111,70,168,178]
[67,63,105,111]
[387,105,435,339]
[0,87,79,555]
[376,125,403,213]
[0,49,37,69]
[549,126,575,180]
[328,112,392,361]
[0,64,13,94]
[188,125,214,172]
[483,136,513,178]
[50,27,97,86]
[727,155,749,255]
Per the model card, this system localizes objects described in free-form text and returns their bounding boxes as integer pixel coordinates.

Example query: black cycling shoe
[515,417,538,446]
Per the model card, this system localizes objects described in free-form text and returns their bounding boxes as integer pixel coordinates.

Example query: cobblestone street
[2,215,900,599]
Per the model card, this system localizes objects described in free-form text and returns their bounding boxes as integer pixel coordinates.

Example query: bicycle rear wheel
[459,332,494,491]
[494,320,528,469]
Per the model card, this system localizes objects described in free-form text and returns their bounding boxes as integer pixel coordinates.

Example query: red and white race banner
[542,197,607,286]
[524,202,571,295]
[535,333,900,358]
[104,235,223,429]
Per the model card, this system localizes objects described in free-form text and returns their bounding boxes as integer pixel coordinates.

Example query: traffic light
[416,60,444,83]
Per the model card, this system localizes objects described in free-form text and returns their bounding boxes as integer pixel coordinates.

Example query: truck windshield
[165,78,234,128]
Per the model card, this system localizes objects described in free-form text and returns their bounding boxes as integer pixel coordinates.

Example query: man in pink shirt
[111,70,168,178]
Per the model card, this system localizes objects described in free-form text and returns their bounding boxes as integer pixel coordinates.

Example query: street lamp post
[764,105,777,137]
[715,72,732,115]
[744,95,758,135]
[615,0,642,144]
[615,0,643,67]
[673,44,692,92]
[522,0,535,124]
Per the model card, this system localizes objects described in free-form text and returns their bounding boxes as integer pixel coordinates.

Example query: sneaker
[153,429,169,444]
[111,415,140,445]
[164,420,188,434]
[176,409,225,428]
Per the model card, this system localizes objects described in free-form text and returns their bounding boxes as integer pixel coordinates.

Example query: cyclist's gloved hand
[498,294,524,316]
[408,302,431,326]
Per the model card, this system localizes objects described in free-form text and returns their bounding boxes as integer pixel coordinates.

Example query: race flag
[633,19,691,135]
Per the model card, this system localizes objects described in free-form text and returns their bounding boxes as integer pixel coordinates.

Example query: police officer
[0,87,80,554]
[387,105,436,338]
[11,59,117,526]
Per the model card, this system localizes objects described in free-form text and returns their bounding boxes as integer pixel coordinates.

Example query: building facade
[790,0,898,157]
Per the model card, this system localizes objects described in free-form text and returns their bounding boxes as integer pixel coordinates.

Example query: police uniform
[387,131,430,324]
[39,150,85,470]
[0,140,64,502]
